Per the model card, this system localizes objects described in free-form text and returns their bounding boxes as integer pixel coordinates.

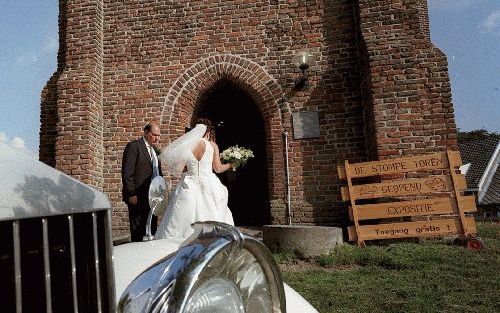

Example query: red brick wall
[40,0,68,167]
[40,0,458,238]
[41,0,105,188]
[356,0,458,159]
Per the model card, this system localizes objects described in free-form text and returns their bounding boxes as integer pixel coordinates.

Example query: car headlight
[118,222,286,313]
[184,278,244,313]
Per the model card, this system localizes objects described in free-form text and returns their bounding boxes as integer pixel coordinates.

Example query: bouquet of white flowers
[220,145,254,171]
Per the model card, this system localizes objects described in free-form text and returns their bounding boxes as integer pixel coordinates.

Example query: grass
[278,222,500,313]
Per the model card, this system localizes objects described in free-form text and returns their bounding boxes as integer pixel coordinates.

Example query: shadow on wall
[296,0,368,229]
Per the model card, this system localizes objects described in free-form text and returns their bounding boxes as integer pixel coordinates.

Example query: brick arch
[160,54,286,130]
[160,53,288,206]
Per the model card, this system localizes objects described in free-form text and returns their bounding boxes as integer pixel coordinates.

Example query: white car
[0,142,317,313]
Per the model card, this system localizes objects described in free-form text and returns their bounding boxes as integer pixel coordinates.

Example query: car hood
[113,238,318,313]
[0,142,111,221]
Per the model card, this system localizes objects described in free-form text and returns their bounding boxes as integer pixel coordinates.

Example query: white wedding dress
[155,138,234,239]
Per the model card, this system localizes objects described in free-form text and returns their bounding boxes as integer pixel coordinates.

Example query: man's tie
[149,146,159,177]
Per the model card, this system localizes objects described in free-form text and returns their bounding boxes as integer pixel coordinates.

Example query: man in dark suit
[122,122,163,242]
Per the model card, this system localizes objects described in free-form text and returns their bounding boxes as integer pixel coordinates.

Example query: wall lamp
[293,51,316,90]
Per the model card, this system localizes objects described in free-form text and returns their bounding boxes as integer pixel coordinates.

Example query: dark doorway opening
[194,79,270,226]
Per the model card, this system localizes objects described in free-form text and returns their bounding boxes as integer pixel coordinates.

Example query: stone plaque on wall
[292,111,320,139]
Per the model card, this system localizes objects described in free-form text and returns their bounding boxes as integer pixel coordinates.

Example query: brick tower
[40,0,457,238]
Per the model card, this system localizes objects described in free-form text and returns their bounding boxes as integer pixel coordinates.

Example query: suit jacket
[121,137,163,203]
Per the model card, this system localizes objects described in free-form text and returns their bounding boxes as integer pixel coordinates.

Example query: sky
[0,0,499,157]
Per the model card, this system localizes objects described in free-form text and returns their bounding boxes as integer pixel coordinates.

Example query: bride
[155,118,234,239]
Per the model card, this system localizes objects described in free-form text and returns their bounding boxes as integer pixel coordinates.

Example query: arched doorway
[194,79,270,226]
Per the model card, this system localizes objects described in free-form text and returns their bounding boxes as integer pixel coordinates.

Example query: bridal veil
[159,124,207,178]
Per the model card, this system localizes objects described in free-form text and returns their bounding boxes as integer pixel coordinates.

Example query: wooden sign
[337,151,462,179]
[347,217,476,241]
[339,150,477,246]
[349,195,477,221]
[341,175,466,200]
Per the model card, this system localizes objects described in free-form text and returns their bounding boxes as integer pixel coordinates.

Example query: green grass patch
[477,222,499,239]
[280,222,500,313]
[273,251,297,265]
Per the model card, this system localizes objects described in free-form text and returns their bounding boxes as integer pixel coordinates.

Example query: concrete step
[263,225,344,258]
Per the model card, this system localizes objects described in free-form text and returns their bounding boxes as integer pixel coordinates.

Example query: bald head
[144,122,160,146]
